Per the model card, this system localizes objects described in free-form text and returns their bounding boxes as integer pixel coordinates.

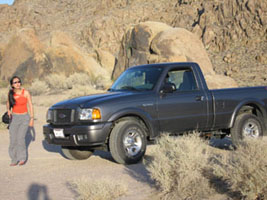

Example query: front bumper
[43,122,112,147]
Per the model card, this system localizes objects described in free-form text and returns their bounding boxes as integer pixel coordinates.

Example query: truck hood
[51,91,141,109]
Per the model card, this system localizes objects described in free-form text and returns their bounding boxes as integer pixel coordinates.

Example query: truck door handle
[195,96,204,101]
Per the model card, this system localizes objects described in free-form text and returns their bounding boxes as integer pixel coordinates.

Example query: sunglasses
[13,81,21,84]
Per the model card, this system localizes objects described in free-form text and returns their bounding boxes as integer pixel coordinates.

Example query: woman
[6,76,34,166]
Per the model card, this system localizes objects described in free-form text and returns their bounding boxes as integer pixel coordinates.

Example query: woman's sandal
[18,161,26,166]
[10,162,17,166]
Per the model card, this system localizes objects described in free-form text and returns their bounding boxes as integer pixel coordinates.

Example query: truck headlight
[79,108,101,120]
[46,109,53,122]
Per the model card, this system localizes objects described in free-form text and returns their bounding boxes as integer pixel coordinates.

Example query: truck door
[157,68,209,133]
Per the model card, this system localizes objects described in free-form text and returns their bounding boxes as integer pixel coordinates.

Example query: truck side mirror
[161,82,176,93]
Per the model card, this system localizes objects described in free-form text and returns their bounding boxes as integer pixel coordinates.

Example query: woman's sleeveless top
[12,89,28,113]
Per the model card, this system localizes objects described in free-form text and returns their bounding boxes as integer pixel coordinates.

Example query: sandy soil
[0,101,232,200]
[0,104,160,200]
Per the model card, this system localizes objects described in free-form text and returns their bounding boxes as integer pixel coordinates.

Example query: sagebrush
[146,134,215,200]
[44,74,68,90]
[67,85,100,98]
[65,73,94,89]
[0,88,8,104]
[211,138,267,200]
[70,177,127,200]
[29,79,49,96]
[146,134,267,200]
[29,73,107,97]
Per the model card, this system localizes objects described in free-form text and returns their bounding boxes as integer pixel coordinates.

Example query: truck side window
[167,69,197,91]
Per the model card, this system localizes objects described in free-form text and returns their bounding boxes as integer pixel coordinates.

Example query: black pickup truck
[43,62,267,164]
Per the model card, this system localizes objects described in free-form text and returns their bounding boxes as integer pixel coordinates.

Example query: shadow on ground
[25,127,36,162]
[209,136,233,150]
[42,139,64,157]
[124,158,155,185]
[28,183,52,200]
[93,150,114,162]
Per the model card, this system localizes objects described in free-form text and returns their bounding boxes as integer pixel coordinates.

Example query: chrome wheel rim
[123,129,142,157]
[242,120,260,138]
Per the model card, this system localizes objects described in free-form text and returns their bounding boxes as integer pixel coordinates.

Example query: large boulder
[112,21,172,79]
[0,28,48,83]
[0,29,112,87]
[95,49,116,74]
[150,27,215,75]
[0,44,4,63]
[47,31,96,76]
[47,31,112,87]
[113,21,237,89]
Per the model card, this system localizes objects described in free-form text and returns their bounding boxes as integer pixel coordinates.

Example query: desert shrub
[43,73,110,94]
[145,134,215,200]
[65,73,109,90]
[0,89,8,104]
[32,95,68,107]
[44,74,68,90]
[65,73,93,89]
[29,79,49,96]
[211,138,267,200]
[91,75,110,90]
[70,177,128,200]
[0,80,8,88]
[68,85,101,98]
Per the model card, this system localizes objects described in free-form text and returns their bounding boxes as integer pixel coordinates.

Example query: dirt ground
[0,101,232,200]
[0,104,162,200]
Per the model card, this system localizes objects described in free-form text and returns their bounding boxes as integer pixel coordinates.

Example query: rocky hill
[0,0,266,87]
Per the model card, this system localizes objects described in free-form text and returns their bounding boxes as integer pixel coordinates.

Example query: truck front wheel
[61,147,94,160]
[231,113,263,146]
[109,118,147,164]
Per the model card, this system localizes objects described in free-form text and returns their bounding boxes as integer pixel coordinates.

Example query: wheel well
[106,115,150,144]
[237,104,262,118]
[235,104,266,132]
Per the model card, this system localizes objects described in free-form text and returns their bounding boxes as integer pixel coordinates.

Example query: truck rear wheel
[109,118,147,164]
[61,147,94,160]
[231,113,263,146]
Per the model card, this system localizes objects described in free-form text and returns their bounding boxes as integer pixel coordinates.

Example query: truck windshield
[109,67,163,91]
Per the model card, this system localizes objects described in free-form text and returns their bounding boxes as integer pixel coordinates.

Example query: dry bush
[91,75,111,90]
[29,79,49,96]
[44,74,68,90]
[66,73,110,90]
[65,73,93,89]
[145,134,215,200]
[67,85,101,98]
[211,138,267,200]
[0,80,9,88]
[43,73,109,97]
[70,177,128,200]
[0,88,8,104]
[32,95,68,107]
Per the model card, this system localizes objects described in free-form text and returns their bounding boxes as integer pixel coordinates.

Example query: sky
[0,0,14,5]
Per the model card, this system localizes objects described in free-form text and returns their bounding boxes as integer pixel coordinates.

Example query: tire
[61,147,94,160]
[109,118,147,164]
[231,113,263,146]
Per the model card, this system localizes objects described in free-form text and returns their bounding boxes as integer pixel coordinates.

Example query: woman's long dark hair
[8,76,22,109]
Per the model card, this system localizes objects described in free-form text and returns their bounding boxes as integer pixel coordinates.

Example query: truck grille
[52,109,75,124]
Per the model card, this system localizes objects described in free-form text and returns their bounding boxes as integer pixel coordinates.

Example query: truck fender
[107,107,159,139]
[230,98,267,134]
